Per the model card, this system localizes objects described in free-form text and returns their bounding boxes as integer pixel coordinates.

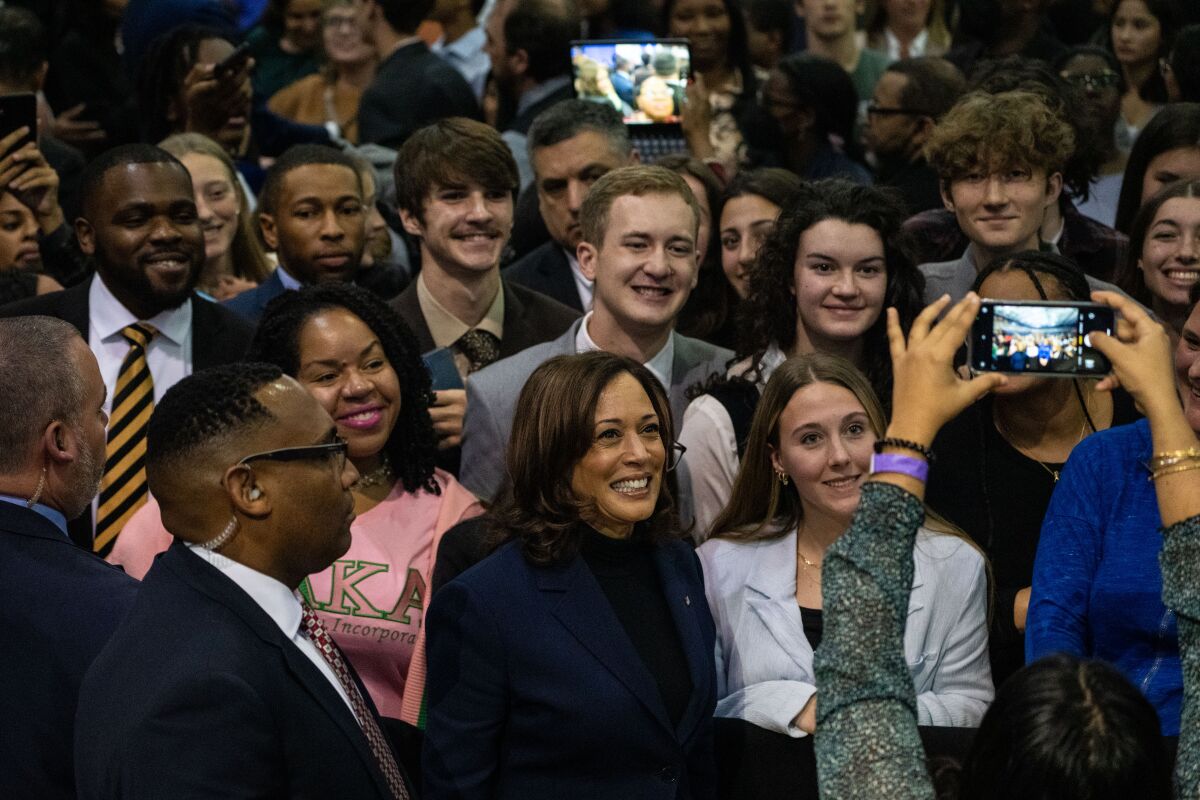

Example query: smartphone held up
[969,300,1115,378]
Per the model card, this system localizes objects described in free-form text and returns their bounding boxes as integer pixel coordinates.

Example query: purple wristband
[869,452,929,483]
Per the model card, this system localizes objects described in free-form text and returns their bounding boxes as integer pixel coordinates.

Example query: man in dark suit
[1,144,253,553]
[461,165,732,502]
[0,316,138,800]
[503,100,638,312]
[486,0,579,187]
[225,145,368,323]
[390,117,579,455]
[75,363,414,799]
[358,0,481,149]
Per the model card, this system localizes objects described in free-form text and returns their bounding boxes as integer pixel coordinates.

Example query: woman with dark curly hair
[679,179,925,537]
[109,283,483,733]
[424,351,717,800]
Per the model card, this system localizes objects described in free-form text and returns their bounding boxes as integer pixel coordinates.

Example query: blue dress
[1026,419,1181,734]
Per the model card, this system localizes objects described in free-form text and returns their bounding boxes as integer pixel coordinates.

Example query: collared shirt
[416,272,505,378]
[565,248,594,311]
[574,310,674,388]
[0,494,68,537]
[275,265,303,291]
[431,25,489,101]
[185,543,355,714]
[884,28,929,61]
[88,273,194,415]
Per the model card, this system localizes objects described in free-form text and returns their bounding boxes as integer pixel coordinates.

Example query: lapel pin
[684,595,691,606]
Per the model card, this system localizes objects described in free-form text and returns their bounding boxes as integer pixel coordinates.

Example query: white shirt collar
[574,311,675,388]
[186,543,303,639]
[885,28,928,60]
[89,274,193,347]
[275,265,303,291]
[564,248,594,311]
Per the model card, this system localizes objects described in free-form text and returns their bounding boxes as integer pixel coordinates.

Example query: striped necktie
[94,323,156,555]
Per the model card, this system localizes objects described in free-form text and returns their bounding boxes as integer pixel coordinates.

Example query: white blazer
[697,527,993,736]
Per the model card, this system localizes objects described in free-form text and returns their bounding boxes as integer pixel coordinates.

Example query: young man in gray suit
[460,165,733,502]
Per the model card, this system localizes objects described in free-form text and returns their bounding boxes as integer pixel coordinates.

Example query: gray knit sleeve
[1160,512,1200,798]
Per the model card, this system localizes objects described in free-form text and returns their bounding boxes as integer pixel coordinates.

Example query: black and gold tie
[94,323,156,555]
[456,329,500,373]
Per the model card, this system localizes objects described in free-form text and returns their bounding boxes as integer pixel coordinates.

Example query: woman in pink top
[110,283,483,733]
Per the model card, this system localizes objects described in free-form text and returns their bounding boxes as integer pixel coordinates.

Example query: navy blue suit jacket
[75,541,409,799]
[0,502,137,800]
[502,241,583,312]
[424,538,718,800]
[222,268,288,323]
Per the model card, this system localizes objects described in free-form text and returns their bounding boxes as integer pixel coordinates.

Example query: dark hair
[1054,45,1127,94]
[744,0,794,44]
[376,0,436,35]
[968,56,1100,201]
[724,166,804,208]
[958,654,1171,800]
[146,363,283,480]
[259,143,363,216]
[135,25,240,145]
[527,98,631,157]
[776,53,861,155]
[972,250,1092,302]
[739,180,925,407]
[0,317,87,474]
[1109,0,1181,104]
[494,352,678,566]
[0,6,47,87]
[887,57,967,121]
[79,144,189,219]
[1114,103,1200,233]
[504,0,579,83]
[1116,179,1200,307]
[663,0,758,105]
[393,117,518,219]
[656,154,730,342]
[1170,25,1200,102]
[247,282,439,495]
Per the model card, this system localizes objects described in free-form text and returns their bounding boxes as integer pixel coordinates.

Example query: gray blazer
[459,318,732,501]
[697,528,993,735]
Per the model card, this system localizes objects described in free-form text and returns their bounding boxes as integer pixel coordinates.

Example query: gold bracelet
[1147,448,1200,470]
[1150,461,1200,481]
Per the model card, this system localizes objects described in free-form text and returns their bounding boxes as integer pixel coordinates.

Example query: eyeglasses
[865,104,928,118]
[667,442,687,472]
[238,437,349,471]
[1060,71,1120,90]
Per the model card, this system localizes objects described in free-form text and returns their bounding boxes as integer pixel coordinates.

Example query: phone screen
[970,301,1115,376]
[570,39,691,126]
[0,93,37,149]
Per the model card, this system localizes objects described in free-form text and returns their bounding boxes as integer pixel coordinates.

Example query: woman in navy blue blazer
[423,352,718,800]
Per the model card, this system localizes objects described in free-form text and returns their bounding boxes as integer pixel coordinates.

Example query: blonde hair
[159,132,272,284]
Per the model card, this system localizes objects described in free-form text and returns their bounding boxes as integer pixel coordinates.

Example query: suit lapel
[653,545,710,742]
[743,533,814,673]
[191,295,252,370]
[543,246,582,312]
[538,558,674,733]
[61,281,92,338]
[390,284,436,353]
[497,280,528,358]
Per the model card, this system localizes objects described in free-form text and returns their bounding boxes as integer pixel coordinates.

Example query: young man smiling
[459,165,731,502]
[919,89,1127,303]
[389,117,579,457]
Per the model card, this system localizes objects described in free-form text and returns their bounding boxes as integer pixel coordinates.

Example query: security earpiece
[249,488,262,500]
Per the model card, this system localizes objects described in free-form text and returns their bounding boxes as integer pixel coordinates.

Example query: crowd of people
[4,0,1200,798]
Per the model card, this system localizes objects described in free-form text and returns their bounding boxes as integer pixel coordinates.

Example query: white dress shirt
[186,543,356,715]
[87,274,194,414]
[574,310,674,388]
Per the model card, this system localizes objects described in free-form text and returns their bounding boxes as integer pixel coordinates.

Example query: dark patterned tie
[456,328,501,373]
[300,604,411,799]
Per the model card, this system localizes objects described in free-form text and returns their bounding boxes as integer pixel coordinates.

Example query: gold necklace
[994,402,1091,483]
[795,528,822,571]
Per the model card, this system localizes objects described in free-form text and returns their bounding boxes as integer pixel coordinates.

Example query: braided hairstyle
[136,25,238,145]
[247,282,440,495]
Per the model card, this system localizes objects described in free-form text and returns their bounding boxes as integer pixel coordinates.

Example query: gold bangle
[1147,448,1200,470]
[1150,461,1200,481]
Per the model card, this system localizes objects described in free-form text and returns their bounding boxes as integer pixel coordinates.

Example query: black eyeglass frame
[666,442,687,473]
[237,438,350,469]
[865,104,929,117]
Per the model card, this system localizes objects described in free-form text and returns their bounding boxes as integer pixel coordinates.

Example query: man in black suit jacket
[503,100,638,312]
[0,144,253,551]
[0,317,138,800]
[75,364,414,799]
[390,117,579,459]
[358,0,480,149]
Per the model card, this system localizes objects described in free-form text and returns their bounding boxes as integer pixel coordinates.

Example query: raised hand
[1089,290,1177,416]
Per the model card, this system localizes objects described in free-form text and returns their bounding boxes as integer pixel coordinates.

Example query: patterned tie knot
[456,328,500,373]
[122,323,157,350]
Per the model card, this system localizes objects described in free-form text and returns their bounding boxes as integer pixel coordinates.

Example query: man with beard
[0,316,138,800]
[1,144,253,552]
[390,117,579,466]
[864,57,966,215]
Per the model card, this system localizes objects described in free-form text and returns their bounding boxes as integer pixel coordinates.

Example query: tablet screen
[570,39,691,126]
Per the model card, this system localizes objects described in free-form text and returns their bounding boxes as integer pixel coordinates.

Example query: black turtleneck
[579,528,692,726]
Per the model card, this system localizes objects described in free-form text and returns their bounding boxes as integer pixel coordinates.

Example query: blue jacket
[423,538,718,800]
[1027,419,1180,733]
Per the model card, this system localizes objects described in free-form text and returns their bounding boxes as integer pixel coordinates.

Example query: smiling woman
[423,351,719,800]
[1117,179,1200,336]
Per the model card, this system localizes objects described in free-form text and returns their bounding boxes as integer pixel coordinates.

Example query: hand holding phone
[0,93,37,151]
[969,299,1115,377]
